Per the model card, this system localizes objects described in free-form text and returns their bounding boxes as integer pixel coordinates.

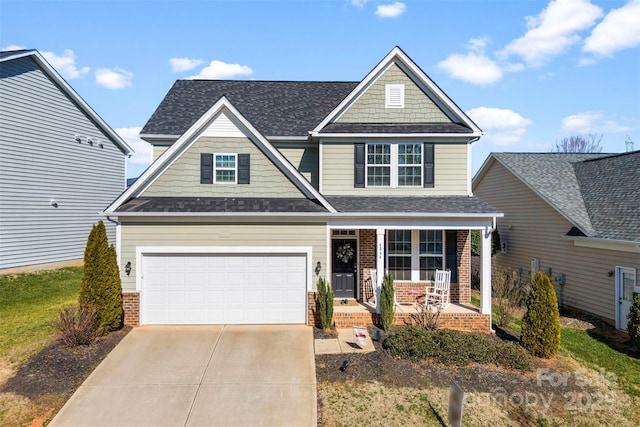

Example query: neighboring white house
[473,152,640,330]
[0,49,134,273]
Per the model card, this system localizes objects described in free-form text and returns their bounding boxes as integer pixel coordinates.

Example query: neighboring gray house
[473,152,640,330]
[0,49,134,272]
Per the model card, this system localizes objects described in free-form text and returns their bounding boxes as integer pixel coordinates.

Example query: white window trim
[385,84,405,108]
[366,143,423,188]
[388,230,444,282]
[213,152,238,184]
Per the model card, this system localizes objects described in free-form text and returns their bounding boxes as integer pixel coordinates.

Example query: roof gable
[312,46,481,137]
[0,50,133,155]
[106,97,336,213]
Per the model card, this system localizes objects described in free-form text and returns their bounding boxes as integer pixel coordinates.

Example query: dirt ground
[316,319,639,426]
[0,327,130,426]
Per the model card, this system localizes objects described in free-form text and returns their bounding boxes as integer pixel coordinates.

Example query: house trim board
[0,50,134,155]
[105,97,337,214]
[565,236,640,253]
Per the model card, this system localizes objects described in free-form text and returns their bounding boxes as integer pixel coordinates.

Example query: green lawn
[0,268,82,364]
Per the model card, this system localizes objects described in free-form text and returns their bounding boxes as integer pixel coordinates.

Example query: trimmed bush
[51,304,99,346]
[493,268,527,328]
[628,292,640,346]
[317,276,334,329]
[79,221,123,334]
[380,273,396,331]
[521,271,561,358]
[383,327,533,371]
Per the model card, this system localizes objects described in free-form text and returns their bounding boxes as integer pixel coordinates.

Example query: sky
[2,0,639,179]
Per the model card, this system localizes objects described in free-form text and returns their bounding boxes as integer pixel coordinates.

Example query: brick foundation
[122,292,140,326]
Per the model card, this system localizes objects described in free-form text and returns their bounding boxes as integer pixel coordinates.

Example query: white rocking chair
[424,269,451,308]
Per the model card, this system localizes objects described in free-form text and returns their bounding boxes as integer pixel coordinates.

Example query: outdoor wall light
[315,261,322,275]
[50,199,58,208]
[125,261,132,276]
[75,134,81,144]
[87,138,94,146]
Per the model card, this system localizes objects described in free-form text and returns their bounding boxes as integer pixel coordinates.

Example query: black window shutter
[238,154,250,184]
[200,153,213,184]
[354,143,365,188]
[445,230,458,283]
[423,143,434,188]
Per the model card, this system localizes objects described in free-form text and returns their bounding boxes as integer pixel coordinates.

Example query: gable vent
[385,84,404,108]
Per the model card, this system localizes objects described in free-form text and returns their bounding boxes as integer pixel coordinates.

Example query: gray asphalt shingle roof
[319,123,472,134]
[115,197,328,213]
[141,80,359,137]
[328,196,500,214]
[491,152,640,242]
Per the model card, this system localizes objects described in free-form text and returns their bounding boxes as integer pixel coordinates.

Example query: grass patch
[560,327,640,397]
[0,268,82,364]
[470,293,480,308]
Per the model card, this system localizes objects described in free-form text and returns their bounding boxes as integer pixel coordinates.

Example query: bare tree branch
[552,133,603,153]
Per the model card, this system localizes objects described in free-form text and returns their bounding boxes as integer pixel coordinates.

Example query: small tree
[79,221,123,334]
[521,271,561,358]
[470,229,502,257]
[317,276,334,329]
[551,133,603,153]
[627,293,640,346]
[493,268,527,328]
[380,274,396,331]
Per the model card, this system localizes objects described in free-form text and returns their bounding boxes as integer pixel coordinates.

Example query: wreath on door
[335,243,354,264]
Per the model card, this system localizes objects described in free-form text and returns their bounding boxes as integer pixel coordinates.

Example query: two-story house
[104,47,501,332]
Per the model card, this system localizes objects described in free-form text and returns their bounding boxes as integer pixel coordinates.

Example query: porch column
[480,227,492,315]
[376,228,385,314]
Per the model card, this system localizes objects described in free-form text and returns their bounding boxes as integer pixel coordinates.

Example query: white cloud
[351,0,370,7]
[467,107,533,146]
[2,44,26,51]
[583,0,640,56]
[561,111,631,134]
[499,0,603,67]
[169,57,205,72]
[375,2,406,18]
[115,126,150,165]
[41,49,90,80]
[95,67,133,89]
[467,37,489,53]
[437,52,503,86]
[188,60,253,79]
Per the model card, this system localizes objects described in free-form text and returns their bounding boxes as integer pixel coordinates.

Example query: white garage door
[141,253,307,325]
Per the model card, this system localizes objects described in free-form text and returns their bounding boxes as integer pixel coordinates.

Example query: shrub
[317,276,334,329]
[628,292,640,346]
[521,271,561,358]
[52,304,99,346]
[380,274,396,331]
[409,303,442,330]
[79,221,123,334]
[493,268,527,328]
[383,327,533,371]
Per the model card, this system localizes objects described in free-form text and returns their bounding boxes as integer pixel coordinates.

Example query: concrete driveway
[49,325,316,427]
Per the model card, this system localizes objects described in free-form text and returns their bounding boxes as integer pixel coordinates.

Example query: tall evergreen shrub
[317,276,334,329]
[79,221,123,334]
[521,271,561,358]
[380,274,396,331]
[628,293,640,346]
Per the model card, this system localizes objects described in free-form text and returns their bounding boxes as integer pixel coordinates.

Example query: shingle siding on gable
[336,63,451,124]
[0,56,125,270]
[142,137,305,198]
[320,142,468,196]
[474,160,639,322]
[275,145,319,189]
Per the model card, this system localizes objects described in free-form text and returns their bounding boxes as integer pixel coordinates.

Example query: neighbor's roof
[477,152,640,242]
[140,80,358,138]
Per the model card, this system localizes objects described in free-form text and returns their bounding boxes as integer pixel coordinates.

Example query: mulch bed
[2,327,130,401]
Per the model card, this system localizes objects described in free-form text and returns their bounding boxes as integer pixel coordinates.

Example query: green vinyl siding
[275,145,319,189]
[119,222,327,291]
[321,142,468,195]
[142,137,305,198]
[152,145,169,162]
[337,63,450,124]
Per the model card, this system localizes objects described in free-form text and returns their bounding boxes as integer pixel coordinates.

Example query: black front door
[331,239,357,299]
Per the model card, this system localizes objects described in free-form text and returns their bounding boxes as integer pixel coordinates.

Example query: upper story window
[214,153,237,184]
[366,143,422,187]
[385,84,405,108]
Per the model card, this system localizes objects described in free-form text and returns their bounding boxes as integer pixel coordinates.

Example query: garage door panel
[142,253,307,325]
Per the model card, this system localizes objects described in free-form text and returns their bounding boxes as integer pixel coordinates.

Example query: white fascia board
[17,51,135,156]
[311,132,482,139]
[139,134,180,143]
[105,96,336,214]
[104,211,502,220]
[565,236,640,253]
[312,46,482,135]
[266,135,310,141]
